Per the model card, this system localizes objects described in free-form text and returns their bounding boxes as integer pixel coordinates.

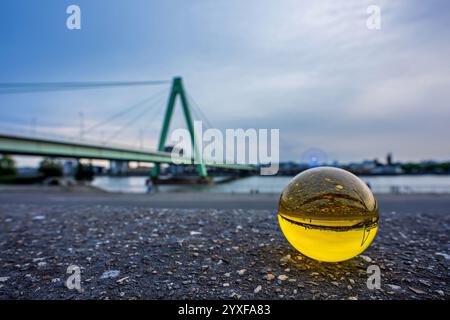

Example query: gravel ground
[0,194,449,300]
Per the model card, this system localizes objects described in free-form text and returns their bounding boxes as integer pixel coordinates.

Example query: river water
[92,175,450,194]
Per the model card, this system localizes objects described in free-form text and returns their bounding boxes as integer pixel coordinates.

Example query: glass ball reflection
[278,167,379,262]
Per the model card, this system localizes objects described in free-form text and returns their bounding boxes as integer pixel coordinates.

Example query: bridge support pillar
[110,160,128,176]
[151,77,207,179]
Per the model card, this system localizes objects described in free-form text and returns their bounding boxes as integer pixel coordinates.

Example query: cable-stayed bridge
[0,77,255,182]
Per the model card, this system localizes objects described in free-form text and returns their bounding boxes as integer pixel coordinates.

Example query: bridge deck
[0,134,254,170]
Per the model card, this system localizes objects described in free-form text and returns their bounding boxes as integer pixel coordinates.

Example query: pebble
[387,291,395,295]
[278,275,288,281]
[116,276,129,284]
[419,279,431,287]
[100,270,120,279]
[360,255,373,263]
[32,257,46,263]
[435,290,444,296]
[387,284,401,290]
[0,277,9,282]
[280,254,291,264]
[263,274,275,281]
[237,269,246,276]
[435,252,450,260]
[409,287,425,294]
[254,285,262,294]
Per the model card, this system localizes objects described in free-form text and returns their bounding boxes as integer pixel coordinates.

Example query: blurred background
[1,0,450,194]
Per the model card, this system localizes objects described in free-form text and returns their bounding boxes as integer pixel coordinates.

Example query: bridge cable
[187,99,203,125]
[102,92,166,145]
[83,87,168,135]
[0,80,171,94]
[186,92,215,130]
[133,94,170,150]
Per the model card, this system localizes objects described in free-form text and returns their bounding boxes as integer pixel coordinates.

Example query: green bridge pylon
[151,77,208,179]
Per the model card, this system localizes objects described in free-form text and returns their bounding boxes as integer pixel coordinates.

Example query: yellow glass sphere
[278,167,379,262]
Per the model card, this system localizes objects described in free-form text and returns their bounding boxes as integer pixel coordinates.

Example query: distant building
[347,159,378,174]
[277,162,309,175]
[386,153,393,166]
[370,165,403,175]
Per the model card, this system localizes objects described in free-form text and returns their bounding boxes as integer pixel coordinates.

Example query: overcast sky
[1,0,449,165]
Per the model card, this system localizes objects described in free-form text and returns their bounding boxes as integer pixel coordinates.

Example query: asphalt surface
[0,188,448,300]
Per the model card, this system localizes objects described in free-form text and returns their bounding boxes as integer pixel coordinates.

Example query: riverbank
[0,188,448,299]
[1,185,450,212]
[91,175,450,194]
